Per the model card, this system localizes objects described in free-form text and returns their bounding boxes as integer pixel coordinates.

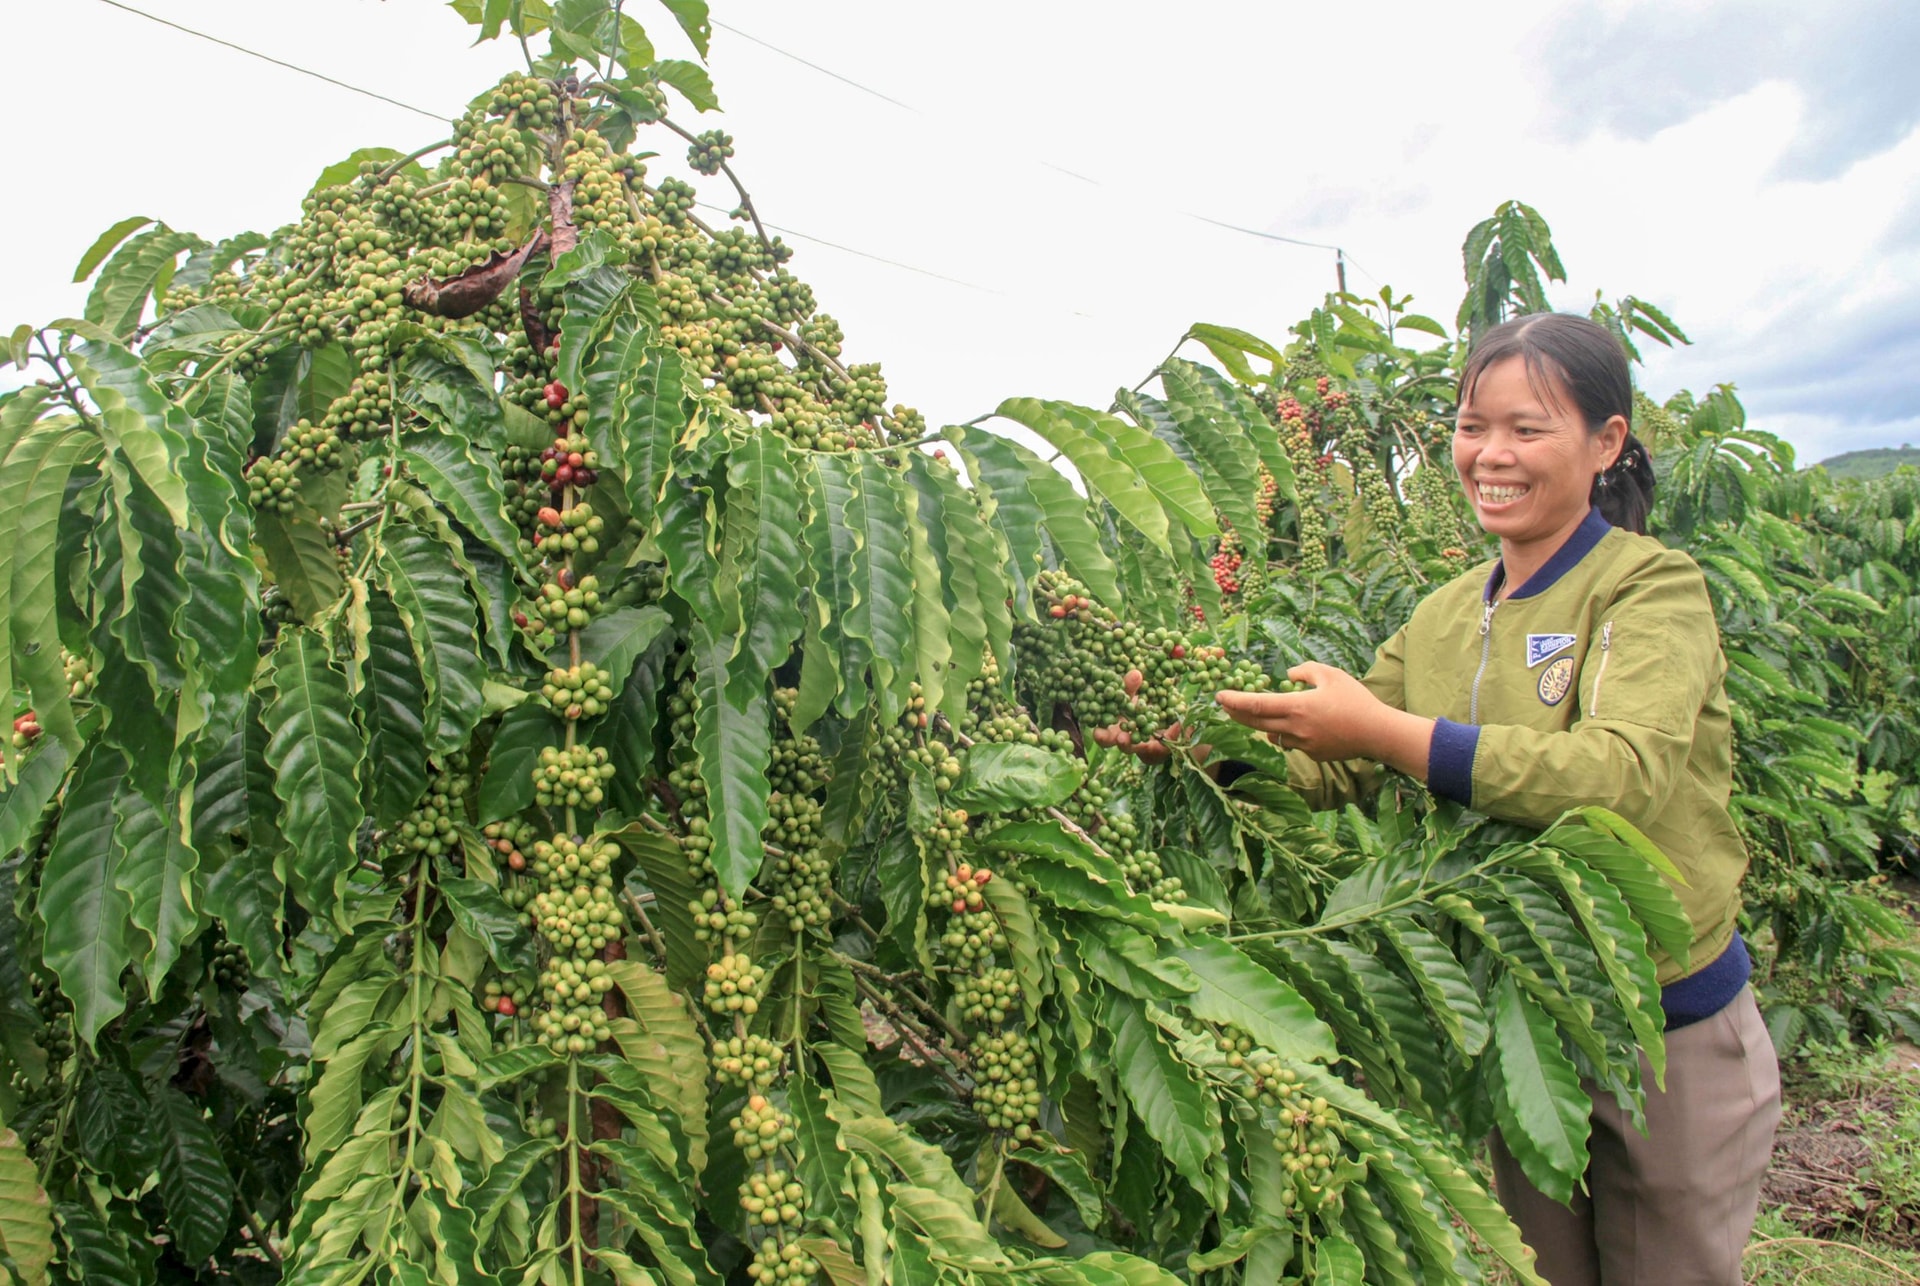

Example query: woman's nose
[1477,432,1519,465]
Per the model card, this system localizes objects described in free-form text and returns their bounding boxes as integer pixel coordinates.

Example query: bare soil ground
[1762,1090,1906,1245]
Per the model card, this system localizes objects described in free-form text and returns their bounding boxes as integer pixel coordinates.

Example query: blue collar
[1483,507,1613,603]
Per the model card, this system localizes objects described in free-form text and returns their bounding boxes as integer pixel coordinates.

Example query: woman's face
[1452,355,1623,554]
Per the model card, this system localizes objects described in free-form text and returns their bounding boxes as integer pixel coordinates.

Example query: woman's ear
[1597,413,1629,469]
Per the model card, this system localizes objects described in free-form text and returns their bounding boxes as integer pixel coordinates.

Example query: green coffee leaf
[262,628,367,926]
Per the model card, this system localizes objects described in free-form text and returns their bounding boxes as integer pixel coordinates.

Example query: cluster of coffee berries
[972,1032,1042,1137]
[63,649,95,700]
[246,417,349,513]
[711,1032,786,1090]
[454,109,540,184]
[731,1095,797,1163]
[319,377,394,443]
[481,976,529,1018]
[484,72,560,130]
[662,677,720,881]
[11,979,74,1150]
[501,444,550,529]
[690,886,757,947]
[996,767,1182,903]
[1211,525,1249,597]
[704,952,766,1016]
[1268,393,1330,573]
[532,953,615,1055]
[536,500,604,557]
[208,935,250,992]
[727,1097,820,1285]
[951,653,1077,753]
[938,862,992,915]
[541,661,615,720]
[763,792,832,933]
[1255,467,1281,528]
[687,130,736,175]
[1265,1067,1345,1214]
[748,1235,821,1286]
[154,64,920,501]
[392,754,469,860]
[11,711,39,750]
[561,130,636,238]
[532,743,615,810]
[1016,570,1272,745]
[533,571,602,629]
[483,817,539,878]
[921,800,1042,1136]
[245,454,306,513]
[956,966,1019,1026]
[890,733,962,794]
[32,976,74,1066]
[520,833,626,1055]
[934,881,1003,971]
[541,424,597,481]
[740,1166,807,1230]
[768,689,829,795]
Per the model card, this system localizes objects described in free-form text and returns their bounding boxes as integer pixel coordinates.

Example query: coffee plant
[0,4,1911,1285]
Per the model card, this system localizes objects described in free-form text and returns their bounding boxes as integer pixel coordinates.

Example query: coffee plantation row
[0,3,1913,1283]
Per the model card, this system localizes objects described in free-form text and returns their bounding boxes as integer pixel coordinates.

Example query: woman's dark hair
[1458,313,1654,535]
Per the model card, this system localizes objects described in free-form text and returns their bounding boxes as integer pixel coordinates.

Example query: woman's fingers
[1214,689,1303,736]
[1092,722,1174,763]
[1214,689,1301,719]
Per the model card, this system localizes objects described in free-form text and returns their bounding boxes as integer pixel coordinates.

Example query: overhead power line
[710,19,917,112]
[693,202,1004,294]
[710,20,1379,291]
[93,0,449,122]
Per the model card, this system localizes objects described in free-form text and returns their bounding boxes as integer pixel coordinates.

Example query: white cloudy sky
[7,0,1918,463]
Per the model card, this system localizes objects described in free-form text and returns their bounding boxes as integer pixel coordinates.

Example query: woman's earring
[1597,470,1610,490]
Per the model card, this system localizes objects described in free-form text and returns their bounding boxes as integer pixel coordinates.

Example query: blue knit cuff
[1428,718,1479,806]
[1661,933,1751,1030]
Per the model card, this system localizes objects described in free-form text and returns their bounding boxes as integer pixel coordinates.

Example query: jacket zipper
[1589,619,1614,714]
[1469,598,1498,723]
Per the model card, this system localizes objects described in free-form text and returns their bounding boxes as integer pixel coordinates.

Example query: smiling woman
[1217,312,1780,1284]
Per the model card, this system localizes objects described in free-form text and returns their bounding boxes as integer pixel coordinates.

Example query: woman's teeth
[1478,483,1527,503]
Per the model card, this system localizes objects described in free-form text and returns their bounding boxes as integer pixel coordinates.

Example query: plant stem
[604,0,625,80]
[335,510,384,544]
[173,321,295,408]
[978,1144,1006,1225]
[242,1205,283,1266]
[1225,847,1517,942]
[377,138,454,181]
[837,952,970,1048]
[33,336,100,433]
[850,971,971,1095]
[658,116,778,261]
[621,888,670,967]
[565,1060,586,1285]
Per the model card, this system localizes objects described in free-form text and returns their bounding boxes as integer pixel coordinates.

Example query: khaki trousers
[1489,986,1781,1286]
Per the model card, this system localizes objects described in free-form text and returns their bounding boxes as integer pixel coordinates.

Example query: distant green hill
[1816,446,1920,480]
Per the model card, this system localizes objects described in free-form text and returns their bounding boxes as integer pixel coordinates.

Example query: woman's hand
[1090,721,1209,769]
[1216,663,1436,778]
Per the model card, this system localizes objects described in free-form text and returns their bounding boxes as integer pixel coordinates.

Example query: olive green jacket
[1286,508,1744,985]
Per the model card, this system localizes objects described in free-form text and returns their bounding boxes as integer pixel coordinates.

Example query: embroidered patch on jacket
[1526,633,1577,667]
[1538,655,1575,706]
